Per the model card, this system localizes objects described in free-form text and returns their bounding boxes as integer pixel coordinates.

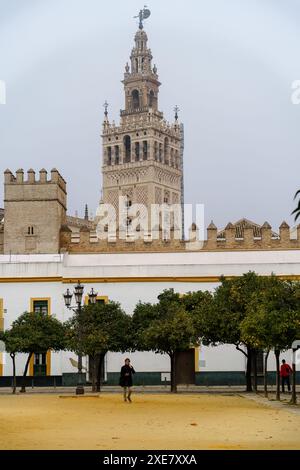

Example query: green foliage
[292,189,300,221]
[65,301,131,357]
[132,289,198,356]
[2,311,66,354]
[241,278,300,351]
[191,272,266,348]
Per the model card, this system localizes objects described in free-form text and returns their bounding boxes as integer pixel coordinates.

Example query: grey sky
[0,0,300,231]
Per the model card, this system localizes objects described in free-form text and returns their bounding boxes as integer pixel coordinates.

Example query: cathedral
[0,17,299,385]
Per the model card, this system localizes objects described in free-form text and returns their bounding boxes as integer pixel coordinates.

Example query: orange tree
[132,289,198,393]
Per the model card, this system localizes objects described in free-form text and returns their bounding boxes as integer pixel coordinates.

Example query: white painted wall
[0,251,299,376]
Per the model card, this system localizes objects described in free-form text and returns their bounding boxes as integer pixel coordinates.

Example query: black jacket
[119,364,135,387]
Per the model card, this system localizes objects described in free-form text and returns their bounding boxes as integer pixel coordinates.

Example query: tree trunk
[20,352,33,393]
[290,355,297,405]
[245,347,253,392]
[96,352,106,392]
[91,356,97,393]
[264,350,270,398]
[170,352,177,393]
[252,349,258,393]
[274,349,281,401]
[10,353,16,394]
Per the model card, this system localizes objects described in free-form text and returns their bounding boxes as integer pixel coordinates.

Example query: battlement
[59,220,300,254]
[4,169,66,193]
[3,168,67,254]
[203,220,300,251]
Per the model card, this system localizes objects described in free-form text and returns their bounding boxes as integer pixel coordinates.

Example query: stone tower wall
[3,169,67,254]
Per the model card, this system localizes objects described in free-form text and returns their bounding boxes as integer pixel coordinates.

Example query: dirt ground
[0,393,299,450]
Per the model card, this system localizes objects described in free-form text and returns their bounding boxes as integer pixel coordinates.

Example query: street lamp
[88,288,98,304]
[63,281,98,395]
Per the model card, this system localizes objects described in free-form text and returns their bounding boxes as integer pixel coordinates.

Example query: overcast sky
[0,0,300,231]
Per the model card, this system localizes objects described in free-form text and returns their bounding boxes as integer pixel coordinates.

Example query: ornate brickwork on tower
[101,24,183,232]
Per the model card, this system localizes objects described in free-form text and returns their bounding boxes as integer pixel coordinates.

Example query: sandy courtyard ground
[0,393,299,450]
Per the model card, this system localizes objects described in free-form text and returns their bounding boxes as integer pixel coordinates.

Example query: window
[175,150,179,169]
[30,299,51,377]
[164,138,169,165]
[143,141,148,160]
[135,142,140,161]
[149,90,155,107]
[124,135,131,162]
[34,353,47,377]
[114,145,119,165]
[154,142,158,161]
[170,148,174,167]
[132,90,140,109]
[33,300,48,315]
[107,147,112,165]
[27,226,34,235]
[159,143,163,162]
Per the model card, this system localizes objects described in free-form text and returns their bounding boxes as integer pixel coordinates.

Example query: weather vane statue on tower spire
[134,6,151,30]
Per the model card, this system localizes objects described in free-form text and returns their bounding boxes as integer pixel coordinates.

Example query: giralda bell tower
[101,8,183,234]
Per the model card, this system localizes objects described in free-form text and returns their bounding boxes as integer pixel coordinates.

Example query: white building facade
[1,250,299,386]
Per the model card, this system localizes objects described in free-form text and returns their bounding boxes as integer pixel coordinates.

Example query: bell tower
[102,11,183,235]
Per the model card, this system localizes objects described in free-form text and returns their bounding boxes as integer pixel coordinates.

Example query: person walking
[280,359,292,393]
[119,358,135,402]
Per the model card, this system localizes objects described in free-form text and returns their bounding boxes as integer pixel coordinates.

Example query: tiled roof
[217,218,279,240]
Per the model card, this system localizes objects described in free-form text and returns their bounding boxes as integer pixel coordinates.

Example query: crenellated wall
[59,221,300,253]
[3,169,67,254]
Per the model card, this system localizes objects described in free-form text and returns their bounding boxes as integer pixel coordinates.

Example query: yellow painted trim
[84,295,109,305]
[63,275,300,283]
[0,299,3,376]
[29,298,51,377]
[0,274,300,284]
[65,276,221,284]
[194,347,200,372]
[0,277,62,283]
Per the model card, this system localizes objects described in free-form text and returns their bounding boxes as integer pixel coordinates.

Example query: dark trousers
[281,376,291,392]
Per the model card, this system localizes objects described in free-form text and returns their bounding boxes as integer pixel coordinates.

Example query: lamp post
[63,281,98,395]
